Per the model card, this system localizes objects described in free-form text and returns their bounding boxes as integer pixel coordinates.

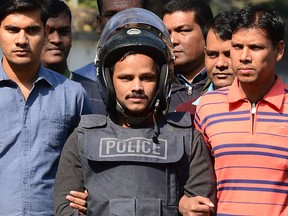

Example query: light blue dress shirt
[0,64,92,216]
[192,82,214,105]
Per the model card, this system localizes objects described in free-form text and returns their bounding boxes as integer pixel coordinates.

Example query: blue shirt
[192,82,214,105]
[74,62,97,81]
[0,64,92,216]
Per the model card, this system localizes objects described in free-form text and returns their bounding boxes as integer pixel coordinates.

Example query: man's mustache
[125,92,147,99]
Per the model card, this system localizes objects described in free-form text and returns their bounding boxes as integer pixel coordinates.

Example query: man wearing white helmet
[54,8,215,215]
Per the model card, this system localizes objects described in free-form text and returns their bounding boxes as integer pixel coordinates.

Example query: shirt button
[19,96,23,101]
[23,179,28,184]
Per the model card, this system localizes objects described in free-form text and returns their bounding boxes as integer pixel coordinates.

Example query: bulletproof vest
[77,112,193,216]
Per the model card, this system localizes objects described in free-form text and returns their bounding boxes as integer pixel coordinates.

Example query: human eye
[231,42,243,50]
[141,73,157,82]
[48,27,55,34]
[5,25,20,33]
[206,51,218,59]
[119,75,132,81]
[26,26,41,35]
[142,76,151,81]
[59,28,71,36]
[224,51,230,58]
[174,25,192,34]
[179,27,192,34]
[181,28,191,32]
[249,44,263,51]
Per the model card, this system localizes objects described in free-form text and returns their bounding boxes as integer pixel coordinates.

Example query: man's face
[163,11,205,73]
[97,0,143,33]
[113,53,158,116]
[205,29,235,89]
[231,28,284,88]
[41,11,72,70]
[0,10,47,70]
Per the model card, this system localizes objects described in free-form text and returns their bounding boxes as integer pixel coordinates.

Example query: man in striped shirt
[194,4,287,215]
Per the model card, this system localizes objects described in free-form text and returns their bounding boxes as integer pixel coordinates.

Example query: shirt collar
[63,66,73,80]
[192,82,214,106]
[208,82,215,91]
[175,67,207,87]
[227,76,286,110]
[34,65,55,86]
[0,59,10,81]
[0,61,53,87]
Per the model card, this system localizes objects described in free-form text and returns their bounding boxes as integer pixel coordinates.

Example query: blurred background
[65,0,288,82]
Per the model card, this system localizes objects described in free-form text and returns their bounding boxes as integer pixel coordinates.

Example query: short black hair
[48,0,71,22]
[97,0,147,15]
[231,4,285,46]
[204,11,237,41]
[162,0,213,35]
[0,0,51,25]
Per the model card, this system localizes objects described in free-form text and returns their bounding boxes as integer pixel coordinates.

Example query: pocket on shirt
[40,114,72,152]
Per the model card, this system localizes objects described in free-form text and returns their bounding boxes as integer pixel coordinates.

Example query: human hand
[66,190,88,215]
[179,195,214,216]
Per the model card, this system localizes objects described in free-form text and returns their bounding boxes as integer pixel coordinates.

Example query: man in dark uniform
[54,8,215,216]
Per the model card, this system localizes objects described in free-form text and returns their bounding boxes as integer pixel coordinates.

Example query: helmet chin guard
[115,100,155,126]
[96,8,174,119]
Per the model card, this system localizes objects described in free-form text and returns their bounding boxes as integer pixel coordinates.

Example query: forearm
[54,131,85,216]
[184,128,216,202]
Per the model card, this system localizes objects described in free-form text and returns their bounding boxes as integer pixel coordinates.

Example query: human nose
[216,55,229,70]
[170,31,179,45]
[16,30,28,45]
[132,79,144,92]
[239,47,251,63]
[49,31,62,43]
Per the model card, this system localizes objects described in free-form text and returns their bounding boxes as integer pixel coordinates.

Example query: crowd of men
[0,0,287,215]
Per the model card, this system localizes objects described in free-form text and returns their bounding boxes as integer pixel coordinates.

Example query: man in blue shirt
[0,1,92,215]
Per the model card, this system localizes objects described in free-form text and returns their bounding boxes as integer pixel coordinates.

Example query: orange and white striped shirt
[195,77,288,216]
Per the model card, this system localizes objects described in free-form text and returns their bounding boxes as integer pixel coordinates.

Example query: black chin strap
[116,99,161,144]
[116,100,153,126]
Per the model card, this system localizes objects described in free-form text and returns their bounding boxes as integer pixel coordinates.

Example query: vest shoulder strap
[79,114,107,129]
[166,112,193,128]
[166,112,194,162]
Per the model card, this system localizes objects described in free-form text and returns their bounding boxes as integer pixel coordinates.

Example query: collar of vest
[79,112,192,130]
